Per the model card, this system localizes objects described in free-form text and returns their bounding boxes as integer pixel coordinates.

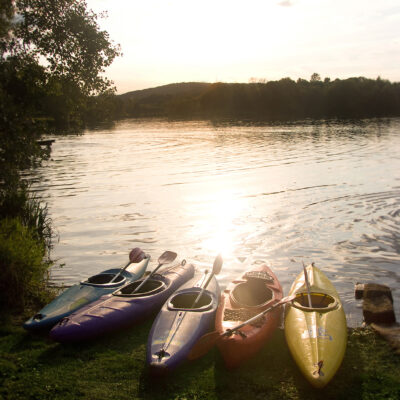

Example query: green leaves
[11,0,121,95]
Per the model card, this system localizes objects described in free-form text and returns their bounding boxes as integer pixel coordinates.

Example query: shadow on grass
[136,328,393,400]
[34,319,155,365]
[138,344,219,400]
[1,323,399,400]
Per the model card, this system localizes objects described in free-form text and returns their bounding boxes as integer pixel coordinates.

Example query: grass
[1,320,399,400]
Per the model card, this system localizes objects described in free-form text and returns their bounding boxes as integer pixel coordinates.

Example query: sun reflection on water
[197,189,247,260]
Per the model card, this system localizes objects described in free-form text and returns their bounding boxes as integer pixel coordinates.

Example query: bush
[0,218,54,315]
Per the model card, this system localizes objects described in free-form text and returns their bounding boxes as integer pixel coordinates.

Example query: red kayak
[215,263,283,368]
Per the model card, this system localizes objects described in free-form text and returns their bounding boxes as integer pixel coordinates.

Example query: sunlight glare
[201,189,246,259]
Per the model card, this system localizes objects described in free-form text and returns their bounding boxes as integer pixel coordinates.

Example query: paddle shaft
[191,254,223,308]
[191,271,213,307]
[302,262,313,308]
[223,295,296,336]
[109,260,132,283]
[187,294,296,360]
[132,262,163,294]
[109,248,146,284]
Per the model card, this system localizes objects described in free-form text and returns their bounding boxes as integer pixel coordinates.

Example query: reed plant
[0,184,53,246]
[0,185,55,318]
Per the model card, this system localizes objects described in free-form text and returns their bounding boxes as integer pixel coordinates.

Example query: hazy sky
[86,0,400,94]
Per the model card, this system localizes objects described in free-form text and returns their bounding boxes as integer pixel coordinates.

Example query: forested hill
[114,77,400,121]
[116,82,211,118]
[120,82,211,101]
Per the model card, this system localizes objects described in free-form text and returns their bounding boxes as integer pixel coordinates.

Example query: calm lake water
[30,118,400,326]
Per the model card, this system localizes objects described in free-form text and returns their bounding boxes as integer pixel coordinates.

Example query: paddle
[188,294,296,360]
[302,261,313,308]
[131,250,177,294]
[191,254,223,308]
[109,247,146,283]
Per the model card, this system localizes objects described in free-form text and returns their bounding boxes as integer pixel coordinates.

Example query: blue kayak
[49,260,195,342]
[23,256,150,332]
[147,272,220,375]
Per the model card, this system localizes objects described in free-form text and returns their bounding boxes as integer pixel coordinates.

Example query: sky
[86,0,400,94]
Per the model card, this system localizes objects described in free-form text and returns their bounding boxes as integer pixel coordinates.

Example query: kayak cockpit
[167,291,213,312]
[291,292,338,312]
[230,279,274,308]
[81,273,126,287]
[114,279,166,297]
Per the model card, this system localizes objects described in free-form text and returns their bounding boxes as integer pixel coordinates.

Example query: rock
[362,283,393,302]
[363,297,396,324]
[354,283,364,299]
[361,283,395,325]
[371,323,400,355]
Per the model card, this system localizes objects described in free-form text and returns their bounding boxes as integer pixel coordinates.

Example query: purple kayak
[50,260,195,343]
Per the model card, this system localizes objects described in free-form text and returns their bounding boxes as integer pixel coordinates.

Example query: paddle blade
[187,331,221,360]
[212,254,223,275]
[129,248,146,263]
[158,250,177,264]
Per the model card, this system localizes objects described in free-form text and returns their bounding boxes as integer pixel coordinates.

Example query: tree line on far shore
[113,75,400,121]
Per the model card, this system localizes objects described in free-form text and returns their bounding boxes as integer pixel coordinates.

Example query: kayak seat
[230,280,274,308]
[244,270,274,283]
[116,279,165,297]
[168,292,213,311]
[85,273,125,285]
[292,292,338,312]
[224,308,265,327]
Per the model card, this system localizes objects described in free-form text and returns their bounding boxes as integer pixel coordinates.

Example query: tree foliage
[0,55,48,189]
[0,1,121,316]
[115,77,400,121]
[0,0,121,191]
[2,0,121,95]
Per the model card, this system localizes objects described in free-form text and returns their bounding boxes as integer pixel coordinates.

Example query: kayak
[23,255,150,332]
[284,263,347,388]
[147,272,220,374]
[49,260,195,342]
[215,263,283,368]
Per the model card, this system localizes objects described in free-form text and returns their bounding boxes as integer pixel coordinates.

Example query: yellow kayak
[284,264,347,388]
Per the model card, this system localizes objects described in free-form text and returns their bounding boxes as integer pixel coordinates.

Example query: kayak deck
[284,264,347,388]
[49,261,195,342]
[147,273,220,374]
[216,264,283,368]
[23,257,150,331]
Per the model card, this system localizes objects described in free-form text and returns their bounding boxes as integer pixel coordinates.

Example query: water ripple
[28,117,400,326]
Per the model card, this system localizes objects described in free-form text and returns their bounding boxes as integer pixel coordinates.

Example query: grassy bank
[1,320,399,400]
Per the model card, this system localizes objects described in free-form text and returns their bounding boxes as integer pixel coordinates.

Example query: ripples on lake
[30,118,400,326]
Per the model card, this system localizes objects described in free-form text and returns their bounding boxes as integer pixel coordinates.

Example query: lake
[30,118,400,326]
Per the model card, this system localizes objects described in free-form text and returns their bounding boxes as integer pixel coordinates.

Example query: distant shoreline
[106,78,400,123]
